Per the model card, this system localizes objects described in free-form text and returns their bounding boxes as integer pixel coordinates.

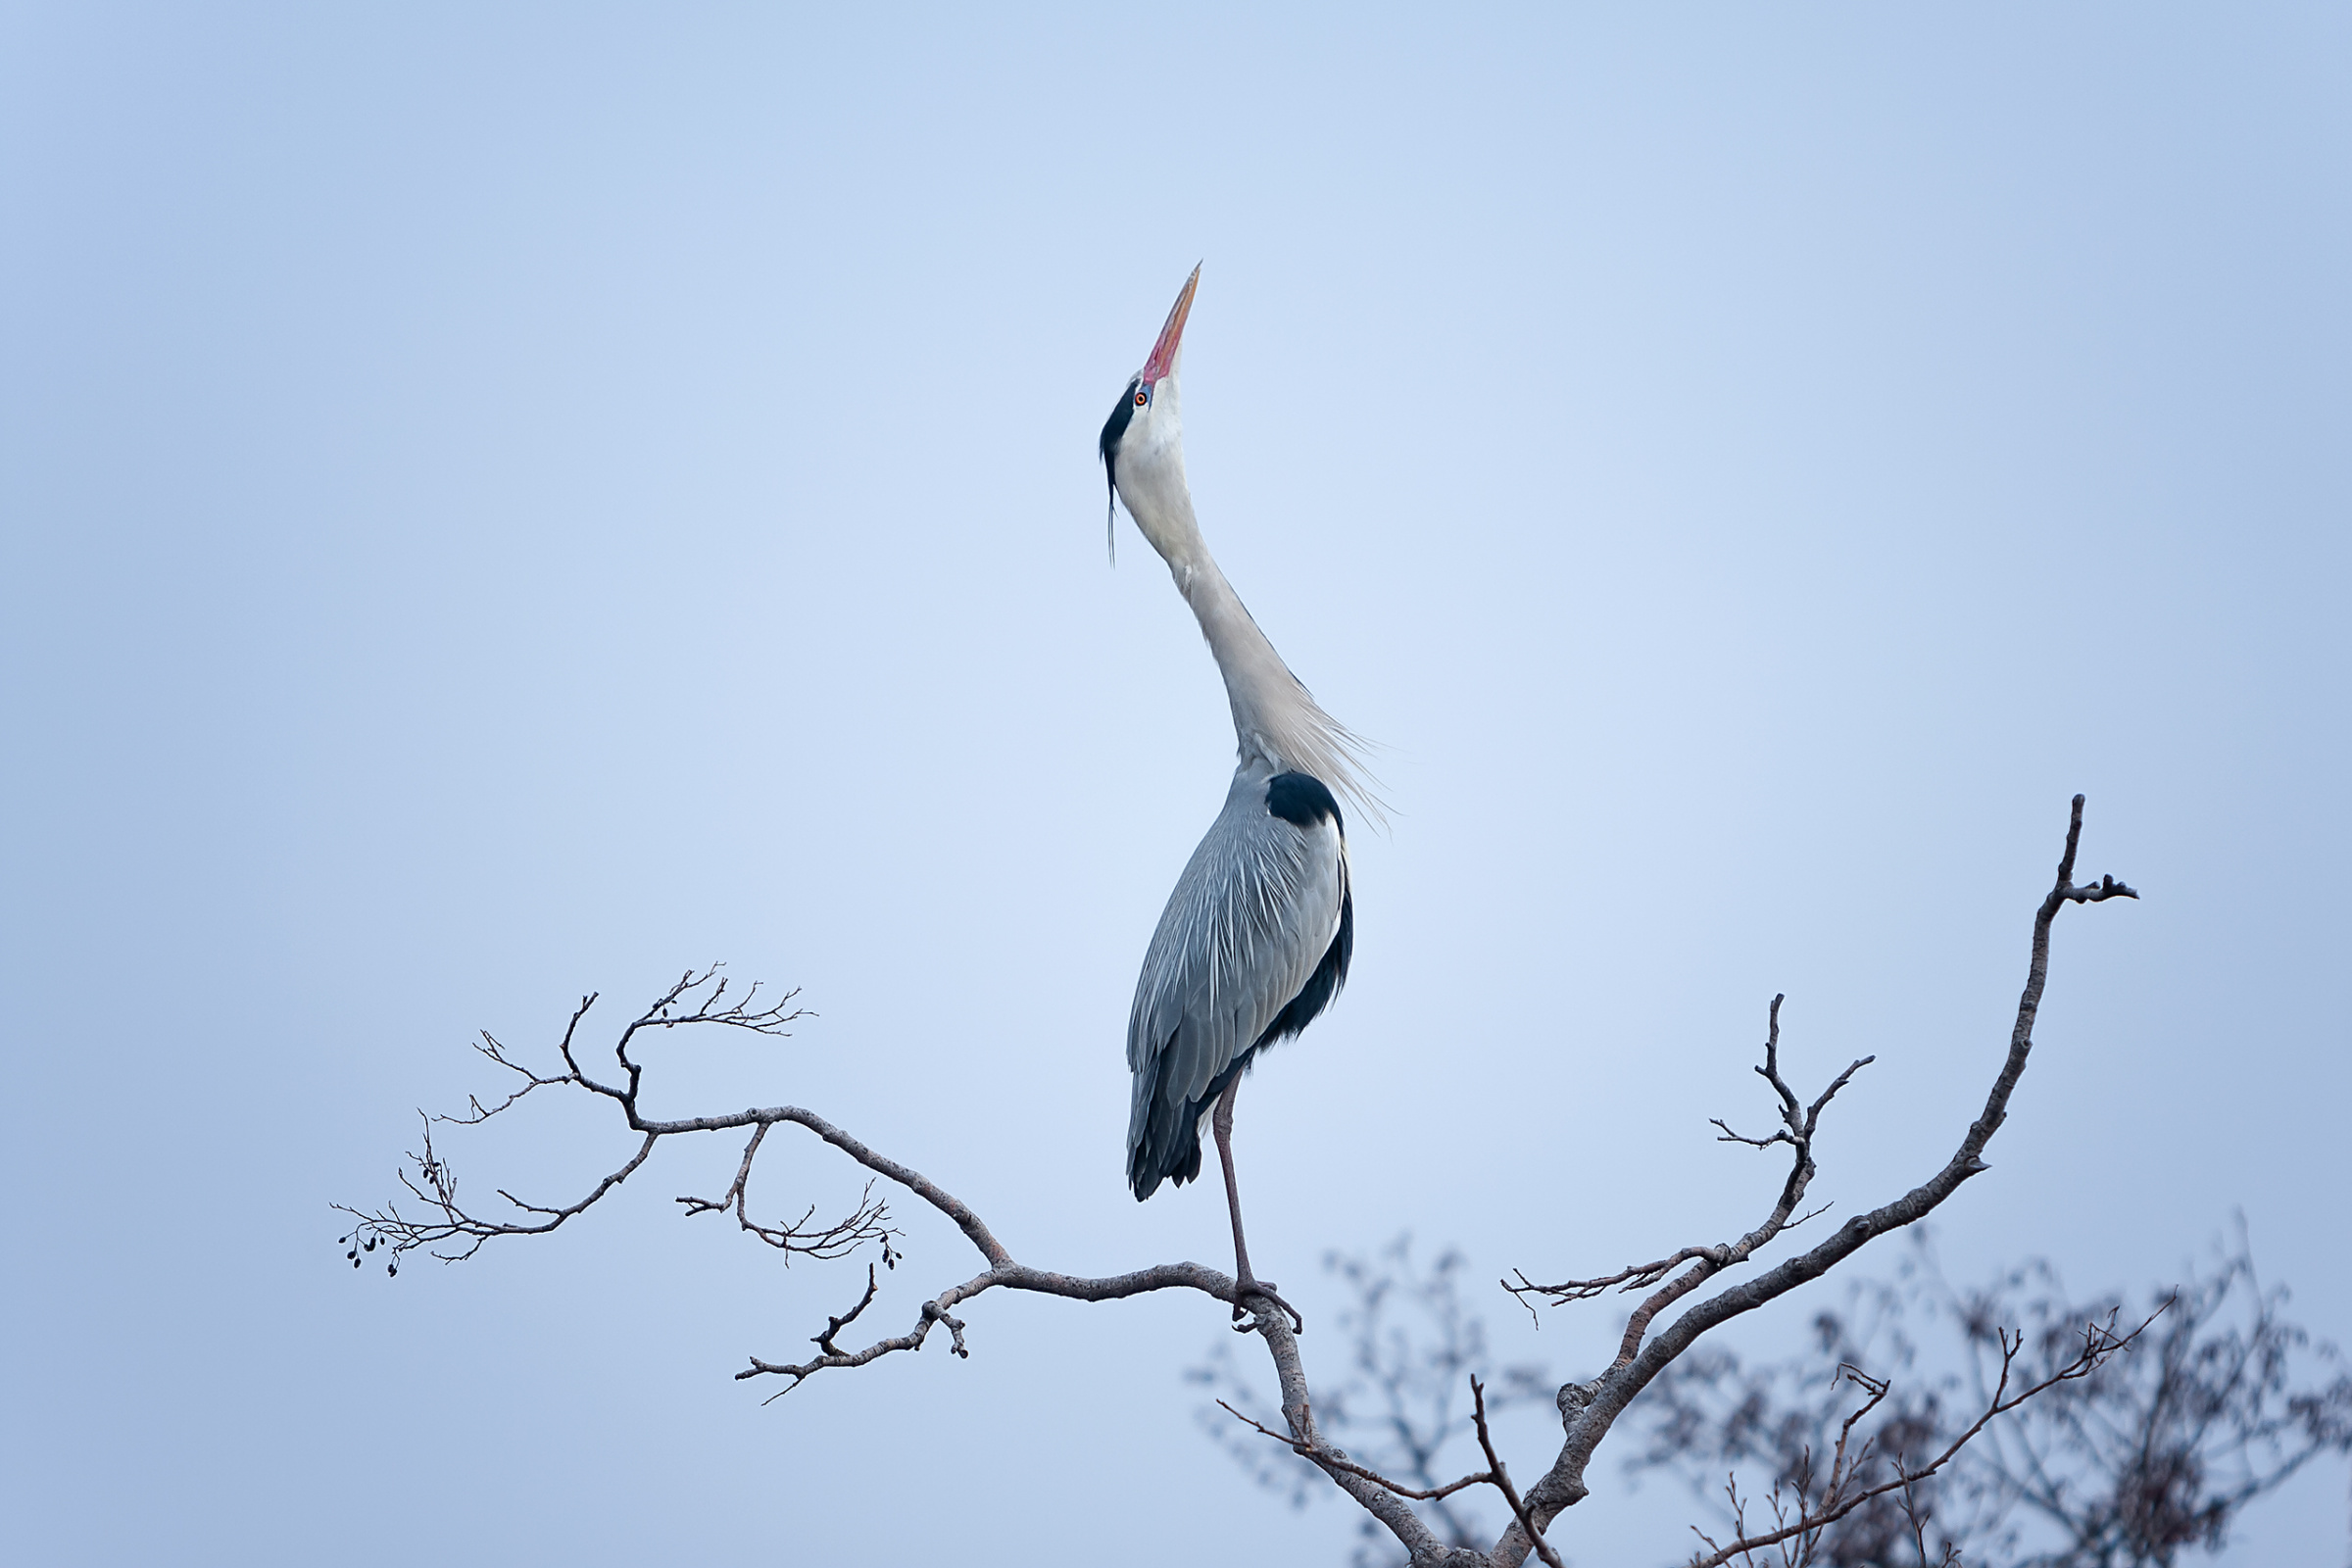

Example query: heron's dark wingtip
[1128,1160,1162,1200]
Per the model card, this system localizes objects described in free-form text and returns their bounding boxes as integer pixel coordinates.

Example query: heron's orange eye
[1134,389,1148,407]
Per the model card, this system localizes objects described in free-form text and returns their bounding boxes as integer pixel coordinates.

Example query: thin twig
[1474,1375,1563,1568]
[1214,1399,1492,1503]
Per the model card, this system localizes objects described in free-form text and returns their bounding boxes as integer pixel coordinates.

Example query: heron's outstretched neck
[1146,501,1374,815]
[1176,554,1299,763]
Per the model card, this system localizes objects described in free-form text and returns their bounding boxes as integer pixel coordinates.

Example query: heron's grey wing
[1125,770,1347,1196]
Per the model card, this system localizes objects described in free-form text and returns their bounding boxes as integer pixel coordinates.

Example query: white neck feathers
[1117,446,1378,820]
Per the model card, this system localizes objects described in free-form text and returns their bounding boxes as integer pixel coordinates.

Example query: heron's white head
[1099,265,1201,567]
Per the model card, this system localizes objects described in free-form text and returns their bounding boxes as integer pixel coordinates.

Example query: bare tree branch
[1488,795,2135,1568]
[1505,991,1874,1368]
[1684,1310,2153,1568]
[343,798,2137,1568]
[332,967,890,1267]
[1623,1225,2352,1566]
[1201,1362,1565,1568]
[1196,1238,1553,1560]
[340,972,1443,1547]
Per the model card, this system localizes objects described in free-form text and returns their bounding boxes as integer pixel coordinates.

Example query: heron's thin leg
[1209,1077,1256,1285]
[1211,1076,1303,1333]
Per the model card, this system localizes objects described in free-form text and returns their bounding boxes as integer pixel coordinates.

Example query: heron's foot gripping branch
[1232,1277,1305,1335]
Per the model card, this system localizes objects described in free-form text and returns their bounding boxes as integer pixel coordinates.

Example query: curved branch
[1490,795,2136,1568]
[737,1258,1251,1393]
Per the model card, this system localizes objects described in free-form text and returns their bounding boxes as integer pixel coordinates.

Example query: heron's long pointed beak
[1140,264,1200,385]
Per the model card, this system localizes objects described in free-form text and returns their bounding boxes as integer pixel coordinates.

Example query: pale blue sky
[4,5,2347,1563]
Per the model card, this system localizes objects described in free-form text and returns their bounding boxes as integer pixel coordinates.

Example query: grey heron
[1099,267,1374,1329]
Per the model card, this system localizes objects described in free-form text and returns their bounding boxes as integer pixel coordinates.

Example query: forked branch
[1505,992,1874,1366]
[1211,1376,1563,1566]
[1487,796,2135,1568]
[332,966,889,1267]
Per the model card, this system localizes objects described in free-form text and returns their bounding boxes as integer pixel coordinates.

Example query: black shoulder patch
[1265,771,1343,834]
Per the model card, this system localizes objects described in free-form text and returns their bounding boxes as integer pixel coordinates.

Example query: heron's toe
[1230,1280,1303,1335]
